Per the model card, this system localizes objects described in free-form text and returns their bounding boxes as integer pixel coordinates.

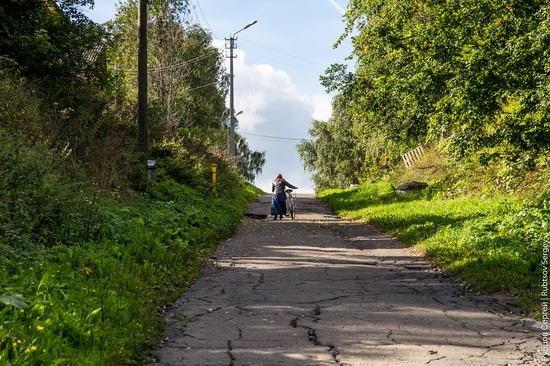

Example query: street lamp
[227,20,257,156]
[226,111,243,153]
[233,110,243,129]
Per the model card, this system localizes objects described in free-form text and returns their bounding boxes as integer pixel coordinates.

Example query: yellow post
[212,164,217,192]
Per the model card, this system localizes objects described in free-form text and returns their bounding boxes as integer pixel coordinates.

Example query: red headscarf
[276,173,283,180]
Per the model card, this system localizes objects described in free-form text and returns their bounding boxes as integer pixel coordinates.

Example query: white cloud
[310,94,333,121]
[213,40,331,192]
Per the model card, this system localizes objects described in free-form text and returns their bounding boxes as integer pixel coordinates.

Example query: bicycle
[285,189,296,220]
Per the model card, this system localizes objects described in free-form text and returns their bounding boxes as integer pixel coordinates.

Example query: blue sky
[85,0,354,193]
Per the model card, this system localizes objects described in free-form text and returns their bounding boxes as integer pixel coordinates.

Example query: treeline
[0,0,265,190]
[299,0,549,191]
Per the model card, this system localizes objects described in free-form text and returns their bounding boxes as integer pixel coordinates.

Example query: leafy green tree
[0,0,106,82]
[235,134,266,183]
[108,0,264,181]
[298,96,364,190]
[318,0,550,185]
[0,0,112,163]
[421,0,549,162]
[108,0,228,139]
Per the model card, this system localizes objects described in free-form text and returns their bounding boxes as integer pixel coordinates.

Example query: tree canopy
[0,0,265,186]
[302,0,550,190]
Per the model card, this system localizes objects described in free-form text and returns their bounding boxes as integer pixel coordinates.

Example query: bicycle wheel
[289,199,295,219]
[290,208,295,220]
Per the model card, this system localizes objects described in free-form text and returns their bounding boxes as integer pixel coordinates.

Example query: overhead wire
[243,51,323,74]
[193,0,218,40]
[184,3,325,73]
[189,0,202,26]
[186,81,218,91]
[112,52,214,73]
[240,132,309,142]
[111,0,221,75]
[148,53,212,72]
[239,37,326,68]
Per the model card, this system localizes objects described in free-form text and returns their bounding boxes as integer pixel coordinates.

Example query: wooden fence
[401,146,425,169]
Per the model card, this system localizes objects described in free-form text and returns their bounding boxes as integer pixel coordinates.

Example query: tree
[108,0,228,140]
[298,96,364,190]
[0,0,106,82]
[317,0,550,184]
[0,0,111,161]
[235,134,266,182]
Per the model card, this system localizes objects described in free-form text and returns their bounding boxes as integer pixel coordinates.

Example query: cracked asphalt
[149,194,542,365]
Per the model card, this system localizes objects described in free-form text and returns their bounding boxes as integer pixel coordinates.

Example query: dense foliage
[0,0,265,364]
[109,1,226,136]
[300,0,550,190]
[0,128,259,364]
[0,0,264,188]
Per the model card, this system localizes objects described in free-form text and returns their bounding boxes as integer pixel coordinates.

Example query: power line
[149,53,212,72]
[189,1,202,24]
[189,0,202,27]
[209,30,326,74]
[194,0,218,40]
[187,81,218,91]
[243,136,298,143]
[240,132,309,142]
[112,52,213,73]
[244,51,323,74]
[240,37,326,67]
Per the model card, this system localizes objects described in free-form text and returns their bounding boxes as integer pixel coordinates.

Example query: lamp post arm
[233,20,258,37]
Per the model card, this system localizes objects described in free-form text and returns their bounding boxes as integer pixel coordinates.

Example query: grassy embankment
[319,152,549,317]
[0,130,261,365]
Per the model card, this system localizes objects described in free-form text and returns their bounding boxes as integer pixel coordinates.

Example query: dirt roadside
[149,194,542,365]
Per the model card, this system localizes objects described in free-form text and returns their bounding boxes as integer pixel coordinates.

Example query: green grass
[0,183,258,365]
[0,131,260,365]
[319,182,549,316]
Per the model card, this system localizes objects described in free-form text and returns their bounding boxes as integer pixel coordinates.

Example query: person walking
[271,173,297,220]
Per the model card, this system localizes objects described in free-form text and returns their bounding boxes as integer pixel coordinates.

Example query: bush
[0,129,94,251]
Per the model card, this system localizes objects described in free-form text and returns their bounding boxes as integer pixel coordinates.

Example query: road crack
[252,271,265,290]
[427,355,446,364]
[386,330,397,344]
[480,341,506,357]
[289,306,345,364]
[226,340,236,366]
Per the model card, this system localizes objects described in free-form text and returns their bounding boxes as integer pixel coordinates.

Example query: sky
[84,0,354,193]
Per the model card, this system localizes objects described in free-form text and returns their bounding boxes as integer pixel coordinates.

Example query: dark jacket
[272,179,297,195]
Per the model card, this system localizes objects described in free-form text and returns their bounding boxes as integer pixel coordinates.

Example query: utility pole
[228,35,236,156]
[226,20,257,157]
[137,0,148,160]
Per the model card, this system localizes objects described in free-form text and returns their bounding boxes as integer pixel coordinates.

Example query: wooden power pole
[137,0,148,160]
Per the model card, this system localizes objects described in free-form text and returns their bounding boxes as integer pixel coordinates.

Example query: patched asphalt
[149,194,542,365]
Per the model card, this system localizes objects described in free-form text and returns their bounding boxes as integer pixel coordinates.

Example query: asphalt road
[149,194,542,365]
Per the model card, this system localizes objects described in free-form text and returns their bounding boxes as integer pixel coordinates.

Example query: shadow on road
[149,195,540,366]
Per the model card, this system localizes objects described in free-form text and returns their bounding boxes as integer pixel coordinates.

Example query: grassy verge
[0,132,260,364]
[319,182,549,317]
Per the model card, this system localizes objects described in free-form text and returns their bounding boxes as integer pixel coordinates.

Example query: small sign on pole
[212,164,217,192]
[146,160,156,183]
